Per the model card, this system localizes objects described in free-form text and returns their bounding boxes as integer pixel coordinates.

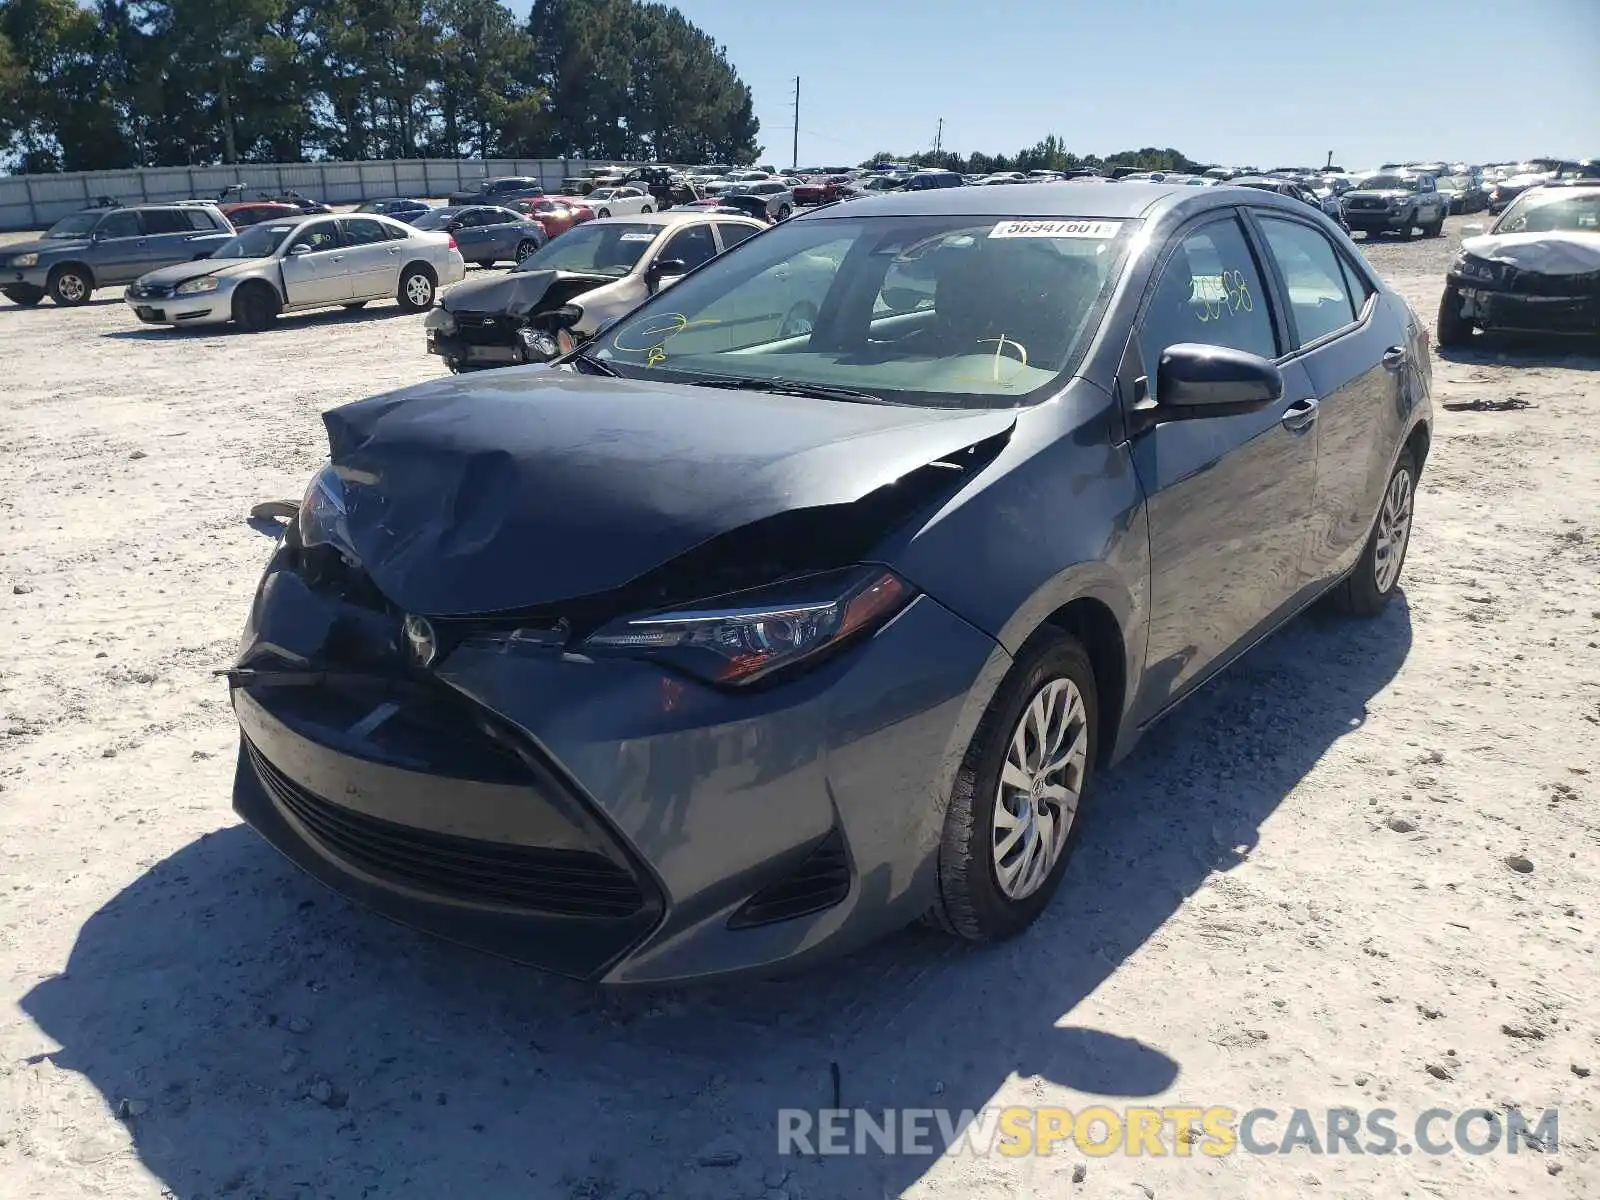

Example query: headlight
[580,566,913,685]
[424,307,457,335]
[11,252,38,268]
[1453,253,1499,285]
[175,275,218,295]
[295,463,351,552]
[450,567,912,684]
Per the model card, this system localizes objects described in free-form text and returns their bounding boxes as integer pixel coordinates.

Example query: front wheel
[640,205,652,214]
[231,283,281,332]
[397,266,435,313]
[1333,449,1417,616]
[1435,285,1473,348]
[1425,211,1445,237]
[929,634,1098,942]
[514,239,537,262]
[596,208,611,219]
[777,203,792,220]
[47,266,92,306]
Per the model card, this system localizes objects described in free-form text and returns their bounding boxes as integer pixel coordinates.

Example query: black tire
[596,208,611,219]
[1425,211,1445,237]
[231,282,280,332]
[1435,285,1473,348]
[777,203,792,220]
[640,205,652,214]
[514,239,537,262]
[1332,448,1418,617]
[2,285,45,307]
[341,301,368,311]
[1396,214,1414,240]
[47,265,93,306]
[396,265,435,313]
[929,632,1099,942]
[474,260,495,269]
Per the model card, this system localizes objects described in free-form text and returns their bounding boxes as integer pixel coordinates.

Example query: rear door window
[97,211,143,239]
[661,223,718,270]
[340,217,391,246]
[185,209,220,231]
[1256,215,1358,345]
[713,222,758,250]
[140,208,193,234]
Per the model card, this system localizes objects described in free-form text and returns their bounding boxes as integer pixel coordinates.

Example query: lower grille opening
[728,830,851,929]
[246,740,646,919]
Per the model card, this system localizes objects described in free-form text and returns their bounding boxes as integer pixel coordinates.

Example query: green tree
[0,0,130,169]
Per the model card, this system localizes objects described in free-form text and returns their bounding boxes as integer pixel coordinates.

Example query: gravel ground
[1,216,1597,1200]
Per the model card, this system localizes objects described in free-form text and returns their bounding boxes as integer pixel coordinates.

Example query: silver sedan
[123,213,466,332]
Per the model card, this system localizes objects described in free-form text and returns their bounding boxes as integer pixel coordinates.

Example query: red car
[219,201,302,228]
[509,196,596,238]
[791,175,853,206]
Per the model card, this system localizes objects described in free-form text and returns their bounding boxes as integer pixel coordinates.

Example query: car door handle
[330,256,344,263]
[1281,397,1319,433]
[1382,346,1409,371]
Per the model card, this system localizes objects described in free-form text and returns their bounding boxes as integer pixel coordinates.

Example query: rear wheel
[47,265,92,306]
[640,205,653,214]
[2,285,45,306]
[1333,449,1417,616]
[929,633,1098,942]
[232,282,281,332]
[397,265,435,312]
[596,208,612,219]
[1435,286,1473,348]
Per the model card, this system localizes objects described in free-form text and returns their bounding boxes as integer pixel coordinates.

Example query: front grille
[449,311,517,347]
[728,830,850,928]
[1347,198,1386,210]
[247,741,647,918]
[129,283,174,299]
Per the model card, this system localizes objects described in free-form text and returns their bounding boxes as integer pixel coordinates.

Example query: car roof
[807,181,1196,220]
[583,211,763,231]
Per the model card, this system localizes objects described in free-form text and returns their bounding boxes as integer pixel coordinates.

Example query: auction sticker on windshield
[990,220,1122,239]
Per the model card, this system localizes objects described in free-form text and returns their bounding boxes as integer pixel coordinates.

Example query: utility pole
[791,77,800,171]
[934,118,943,158]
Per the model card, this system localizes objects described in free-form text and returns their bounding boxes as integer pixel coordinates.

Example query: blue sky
[505,0,1599,169]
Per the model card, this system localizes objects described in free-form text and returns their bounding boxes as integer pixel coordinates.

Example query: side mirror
[446,221,463,232]
[1132,343,1283,431]
[288,243,312,256]
[192,250,214,261]
[646,257,687,292]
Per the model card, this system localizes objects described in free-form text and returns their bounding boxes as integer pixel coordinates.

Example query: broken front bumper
[230,544,1009,984]
[1449,280,1600,337]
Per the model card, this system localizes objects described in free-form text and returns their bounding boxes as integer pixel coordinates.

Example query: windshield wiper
[689,376,890,404]
[568,347,618,375]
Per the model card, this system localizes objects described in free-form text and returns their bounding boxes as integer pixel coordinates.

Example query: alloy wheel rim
[59,274,85,301]
[406,275,432,306]
[992,677,1088,900]
[1374,467,1413,593]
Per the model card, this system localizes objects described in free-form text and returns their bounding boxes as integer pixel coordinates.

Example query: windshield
[1357,174,1417,191]
[1439,176,1469,190]
[409,208,461,230]
[210,222,300,260]
[45,212,104,239]
[514,222,665,276]
[590,213,1134,409]
[1494,190,1600,234]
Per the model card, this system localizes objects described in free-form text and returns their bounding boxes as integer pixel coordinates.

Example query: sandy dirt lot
[1,218,1596,1200]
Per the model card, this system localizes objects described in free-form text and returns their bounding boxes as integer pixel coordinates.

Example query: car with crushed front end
[3,203,235,307]
[232,182,1432,985]
[1340,172,1448,238]
[124,212,465,332]
[425,211,764,370]
[1437,181,1600,346]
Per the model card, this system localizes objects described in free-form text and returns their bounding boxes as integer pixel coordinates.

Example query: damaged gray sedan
[230,184,1432,984]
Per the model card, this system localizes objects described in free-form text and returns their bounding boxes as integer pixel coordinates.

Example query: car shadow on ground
[1439,336,1600,371]
[99,304,424,341]
[20,598,1413,1199]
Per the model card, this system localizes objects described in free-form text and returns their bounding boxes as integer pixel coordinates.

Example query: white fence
[0,158,636,231]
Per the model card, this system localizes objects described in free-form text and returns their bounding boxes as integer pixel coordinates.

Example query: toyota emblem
[403,614,438,668]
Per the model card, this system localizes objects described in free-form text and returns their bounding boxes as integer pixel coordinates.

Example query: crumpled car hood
[1463,231,1600,276]
[320,370,1016,616]
[439,269,614,316]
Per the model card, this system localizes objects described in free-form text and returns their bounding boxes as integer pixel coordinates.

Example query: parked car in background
[123,212,464,332]
[2,203,234,306]
[447,176,545,207]
[220,201,303,228]
[584,186,657,218]
[792,174,855,205]
[237,181,1432,984]
[1437,180,1600,346]
[1435,174,1488,215]
[673,195,776,224]
[1341,172,1448,238]
[408,205,547,266]
[508,196,596,239]
[725,180,796,220]
[357,198,432,221]
[1228,175,1349,229]
[215,185,331,214]
[424,212,763,371]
